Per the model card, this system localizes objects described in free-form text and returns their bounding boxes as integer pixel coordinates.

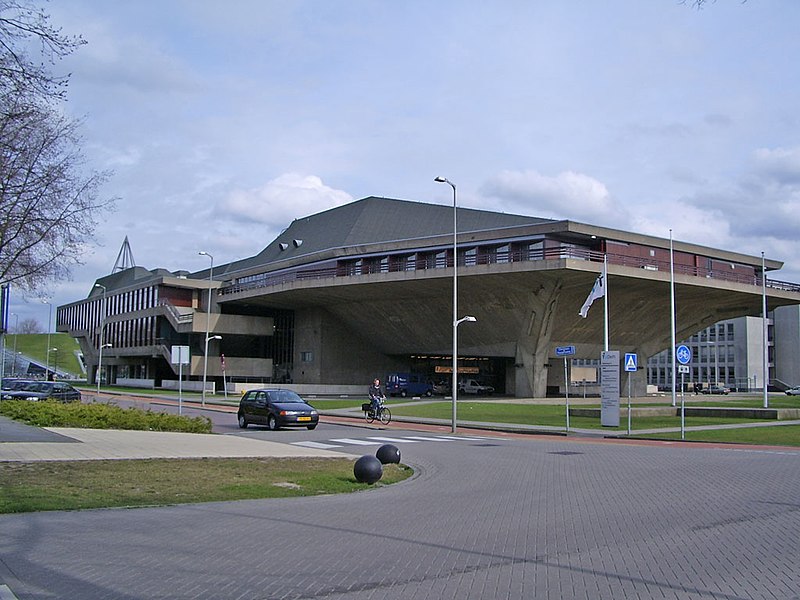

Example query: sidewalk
[0,416,354,462]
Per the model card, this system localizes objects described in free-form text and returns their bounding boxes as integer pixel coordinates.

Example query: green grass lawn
[389,401,787,431]
[0,401,413,513]
[0,458,413,514]
[306,398,409,410]
[4,333,83,378]
[636,425,800,446]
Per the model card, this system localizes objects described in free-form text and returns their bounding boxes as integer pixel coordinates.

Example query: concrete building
[646,304,800,392]
[57,196,800,397]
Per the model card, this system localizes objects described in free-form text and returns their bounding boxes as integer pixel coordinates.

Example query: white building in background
[647,304,800,391]
[774,304,800,387]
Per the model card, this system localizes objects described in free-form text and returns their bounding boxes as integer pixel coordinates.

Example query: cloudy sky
[11,0,800,326]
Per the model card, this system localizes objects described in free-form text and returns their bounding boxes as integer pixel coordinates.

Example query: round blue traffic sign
[676,344,692,365]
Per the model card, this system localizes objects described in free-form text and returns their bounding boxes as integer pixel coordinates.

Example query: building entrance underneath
[404,354,510,395]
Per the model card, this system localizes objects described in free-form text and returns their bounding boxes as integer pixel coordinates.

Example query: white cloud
[216,173,353,229]
[480,169,624,226]
[753,147,800,184]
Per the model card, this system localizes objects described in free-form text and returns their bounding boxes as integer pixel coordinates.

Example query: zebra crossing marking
[330,438,383,446]
[290,434,493,450]
[292,441,342,449]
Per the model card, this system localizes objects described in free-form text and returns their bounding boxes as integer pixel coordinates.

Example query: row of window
[58,286,162,351]
[92,316,157,350]
[648,366,737,385]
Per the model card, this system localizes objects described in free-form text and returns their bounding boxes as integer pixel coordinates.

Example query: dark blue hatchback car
[237,389,319,430]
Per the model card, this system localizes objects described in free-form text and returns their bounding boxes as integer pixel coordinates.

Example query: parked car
[432,380,451,396]
[237,389,318,430]
[1,378,27,391]
[0,380,82,403]
[458,379,494,395]
[700,384,730,395]
[385,373,433,397]
[785,386,800,396]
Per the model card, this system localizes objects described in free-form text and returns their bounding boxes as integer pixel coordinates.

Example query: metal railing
[219,245,800,296]
[157,300,194,324]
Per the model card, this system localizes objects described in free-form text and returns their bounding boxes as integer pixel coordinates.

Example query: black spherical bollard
[354,455,383,484]
[376,444,400,464]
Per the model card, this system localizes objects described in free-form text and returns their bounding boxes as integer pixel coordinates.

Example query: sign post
[624,353,638,434]
[556,346,576,432]
[676,345,692,440]
[171,345,190,414]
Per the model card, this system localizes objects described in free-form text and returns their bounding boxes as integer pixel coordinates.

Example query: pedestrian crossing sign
[624,353,638,372]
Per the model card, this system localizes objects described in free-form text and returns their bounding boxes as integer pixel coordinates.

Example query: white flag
[579,275,605,318]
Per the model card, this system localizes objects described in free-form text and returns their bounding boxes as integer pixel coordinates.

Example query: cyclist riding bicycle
[368,378,385,416]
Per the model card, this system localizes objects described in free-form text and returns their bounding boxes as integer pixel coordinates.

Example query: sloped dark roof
[242,196,550,267]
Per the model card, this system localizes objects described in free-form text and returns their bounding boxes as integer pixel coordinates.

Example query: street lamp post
[94,284,107,395]
[204,334,222,401]
[11,313,18,376]
[199,251,214,406]
[42,300,52,379]
[50,348,59,376]
[435,176,477,433]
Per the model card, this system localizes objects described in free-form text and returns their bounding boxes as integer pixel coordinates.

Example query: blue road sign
[676,344,692,365]
[624,353,638,372]
[556,346,576,356]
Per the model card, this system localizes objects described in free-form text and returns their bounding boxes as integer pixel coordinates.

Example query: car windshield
[270,390,304,404]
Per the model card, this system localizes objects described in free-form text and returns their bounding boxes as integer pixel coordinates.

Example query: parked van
[385,373,433,397]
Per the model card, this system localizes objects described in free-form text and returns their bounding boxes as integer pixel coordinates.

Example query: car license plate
[297,416,312,422]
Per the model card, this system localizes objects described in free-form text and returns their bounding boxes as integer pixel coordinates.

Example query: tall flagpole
[670,230,677,408]
[762,252,769,408]
[603,253,609,352]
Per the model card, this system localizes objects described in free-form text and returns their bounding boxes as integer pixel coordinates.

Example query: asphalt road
[1,402,799,599]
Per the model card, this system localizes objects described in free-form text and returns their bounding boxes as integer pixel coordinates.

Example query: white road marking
[292,441,343,449]
[330,438,383,446]
[291,434,492,449]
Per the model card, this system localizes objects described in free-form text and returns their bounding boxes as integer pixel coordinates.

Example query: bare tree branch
[0,2,115,293]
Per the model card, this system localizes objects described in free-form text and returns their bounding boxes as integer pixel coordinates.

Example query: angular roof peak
[253,196,550,263]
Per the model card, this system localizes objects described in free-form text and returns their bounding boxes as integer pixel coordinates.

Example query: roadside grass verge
[389,401,784,431]
[634,424,800,447]
[307,398,410,410]
[0,458,413,514]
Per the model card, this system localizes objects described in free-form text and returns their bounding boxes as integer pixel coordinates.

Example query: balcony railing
[219,246,800,296]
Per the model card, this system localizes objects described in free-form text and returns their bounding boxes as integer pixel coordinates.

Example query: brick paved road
[1,433,798,599]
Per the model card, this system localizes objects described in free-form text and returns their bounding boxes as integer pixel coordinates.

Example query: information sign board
[601,350,620,427]
[171,345,190,365]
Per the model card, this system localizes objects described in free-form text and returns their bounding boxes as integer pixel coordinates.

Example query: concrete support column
[514,280,562,398]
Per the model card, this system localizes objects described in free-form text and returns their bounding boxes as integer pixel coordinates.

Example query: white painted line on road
[367,436,420,444]
[330,438,383,446]
[404,436,451,442]
[292,441,342,449]
[433,435,486,441]
[0,585,20,600]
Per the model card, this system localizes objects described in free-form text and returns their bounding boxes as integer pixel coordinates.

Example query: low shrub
[0,400,212,433]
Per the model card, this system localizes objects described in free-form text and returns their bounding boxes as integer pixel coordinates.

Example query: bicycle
[363,399,392,425]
